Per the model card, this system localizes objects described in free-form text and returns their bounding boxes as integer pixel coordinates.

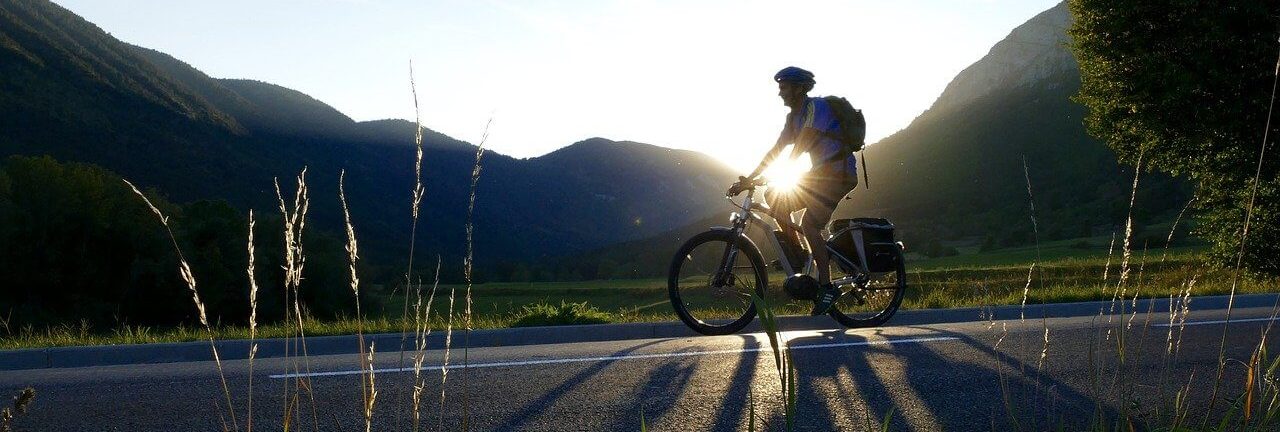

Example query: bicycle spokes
[834,269,901,317]
[676,238,759,319]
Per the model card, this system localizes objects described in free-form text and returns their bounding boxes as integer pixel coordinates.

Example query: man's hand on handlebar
[726,175,763,197]
[726,176,748,197]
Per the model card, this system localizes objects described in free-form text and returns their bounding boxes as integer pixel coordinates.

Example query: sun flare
[762,152,812,192]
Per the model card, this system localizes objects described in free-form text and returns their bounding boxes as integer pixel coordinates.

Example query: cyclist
[728,66,859,315]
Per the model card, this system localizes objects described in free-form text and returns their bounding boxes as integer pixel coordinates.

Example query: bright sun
[762,151,812,192]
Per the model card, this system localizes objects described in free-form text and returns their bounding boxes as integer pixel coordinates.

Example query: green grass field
[3,237,1275,349]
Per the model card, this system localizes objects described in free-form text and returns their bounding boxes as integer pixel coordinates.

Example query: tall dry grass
[124,179,238,431]
[392,60,430,431]
[339,169,379,431]
[411,258,441,431]
[459,118,490,430]
[437,269,458,431]
[245,210,259,432]
[363,342,378,432]
[273,169,321,430]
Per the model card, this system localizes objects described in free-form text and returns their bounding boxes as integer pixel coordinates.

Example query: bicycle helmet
[774,66,815,85]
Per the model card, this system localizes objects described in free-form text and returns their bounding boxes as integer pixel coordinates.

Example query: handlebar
[741,176,768,189]
[726,176,769,197]
[724,176,774,216]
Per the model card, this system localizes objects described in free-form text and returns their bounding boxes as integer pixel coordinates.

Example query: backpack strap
[860,150,870,189]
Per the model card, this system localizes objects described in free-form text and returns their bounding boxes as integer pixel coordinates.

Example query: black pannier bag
[825,218,898,273]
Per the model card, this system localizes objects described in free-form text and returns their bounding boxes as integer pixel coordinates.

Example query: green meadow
[5,234,1273,350]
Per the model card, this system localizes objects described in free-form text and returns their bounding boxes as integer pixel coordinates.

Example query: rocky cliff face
[924,1,1074,116]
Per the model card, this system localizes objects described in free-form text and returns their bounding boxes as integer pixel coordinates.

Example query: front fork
[712,241,739,287]
[713,218,749,287]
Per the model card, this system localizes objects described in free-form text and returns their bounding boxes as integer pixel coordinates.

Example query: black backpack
[822,96,866,152]
[822,96,870,188]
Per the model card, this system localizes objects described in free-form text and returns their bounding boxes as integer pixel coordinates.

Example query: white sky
[57,0,1060,171]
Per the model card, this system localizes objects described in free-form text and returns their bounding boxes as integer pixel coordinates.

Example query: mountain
[0,0,739,281]
[530,138,734,234]
[925,3,1078,115]
[836,0,1188,246]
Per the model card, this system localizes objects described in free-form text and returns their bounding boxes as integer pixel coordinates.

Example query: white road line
[1154,316,1280,328]
[269,335,959,380]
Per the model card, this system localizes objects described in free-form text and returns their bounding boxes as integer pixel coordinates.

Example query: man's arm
[746,135,789,180]
[745,100,817,180]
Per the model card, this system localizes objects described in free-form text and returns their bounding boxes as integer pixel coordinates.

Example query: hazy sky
[57,0,1061,171]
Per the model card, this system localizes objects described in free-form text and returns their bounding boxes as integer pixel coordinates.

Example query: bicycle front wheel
[668,230,767,335]
[829,245,906,328]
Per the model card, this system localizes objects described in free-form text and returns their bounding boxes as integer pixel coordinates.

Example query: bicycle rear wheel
[668,230,767,335]
[828,245,906,328]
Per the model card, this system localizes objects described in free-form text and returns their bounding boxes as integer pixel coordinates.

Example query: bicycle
[667,177,907,335]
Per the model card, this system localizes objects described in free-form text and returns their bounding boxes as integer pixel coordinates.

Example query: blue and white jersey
[780,97,857,175]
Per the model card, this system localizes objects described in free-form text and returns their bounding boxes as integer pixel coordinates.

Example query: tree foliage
[0,156,360,329]
[1070,0,1280,274]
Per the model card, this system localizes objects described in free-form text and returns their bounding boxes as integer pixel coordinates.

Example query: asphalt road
[4,301,1279,431]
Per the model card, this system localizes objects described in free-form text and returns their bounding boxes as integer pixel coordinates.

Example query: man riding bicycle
[727,66,859,316]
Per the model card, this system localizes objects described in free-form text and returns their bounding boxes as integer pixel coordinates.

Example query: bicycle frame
[718,187,867,288]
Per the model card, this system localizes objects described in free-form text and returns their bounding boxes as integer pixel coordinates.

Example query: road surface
[2,301,1278,431]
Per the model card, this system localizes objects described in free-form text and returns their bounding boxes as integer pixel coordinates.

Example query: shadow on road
[603,337,762,431]
[779,326,1119,431]
[705,336,762,431]
[493,339,670,430]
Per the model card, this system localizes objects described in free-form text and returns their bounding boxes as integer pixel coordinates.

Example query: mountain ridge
[0,0,739,277]
[922,1,1074,117]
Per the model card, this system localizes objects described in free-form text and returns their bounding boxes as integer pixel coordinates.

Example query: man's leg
[767,188,805,268]
[802,203,835,284]
[804,180,849,315]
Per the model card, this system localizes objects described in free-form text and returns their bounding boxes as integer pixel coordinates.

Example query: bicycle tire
[828,245,906,328]
[668,230,768,335]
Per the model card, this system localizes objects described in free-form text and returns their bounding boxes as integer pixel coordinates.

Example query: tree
[1070,0,1280,274]
[0,155,356,329]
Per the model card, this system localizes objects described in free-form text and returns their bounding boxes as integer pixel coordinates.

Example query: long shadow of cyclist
[774,326,1121,431]
[490,337,772,431]
[589,336,765,431]
[487,339,670,430]
[702,336,763,431]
